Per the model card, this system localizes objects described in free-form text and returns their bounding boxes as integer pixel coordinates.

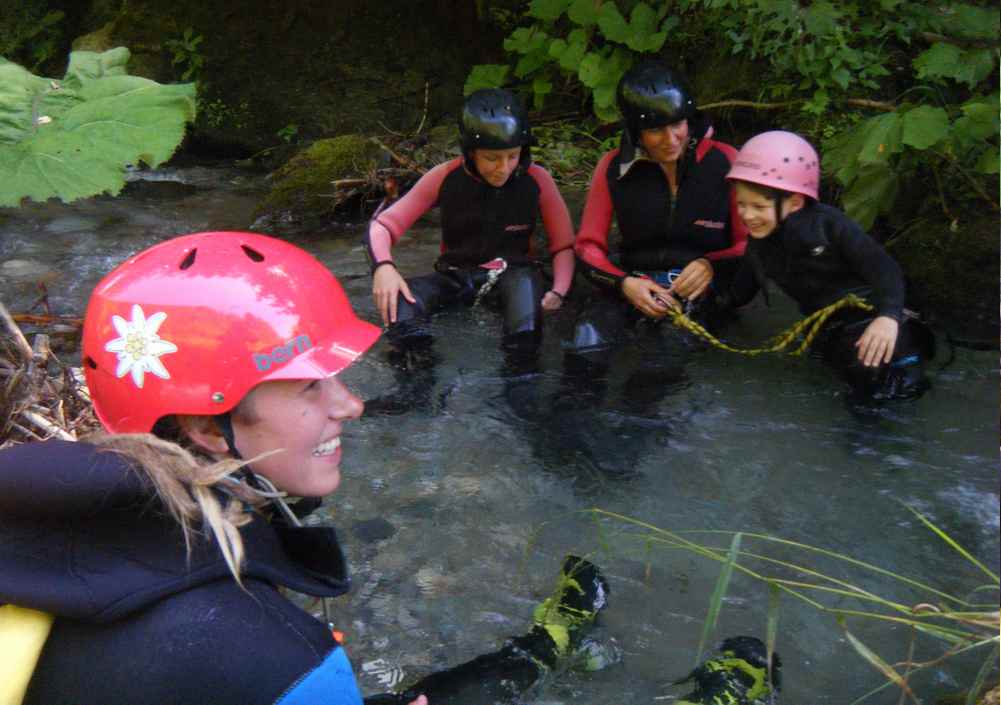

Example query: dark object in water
[672,635,781,705]
[364,555,608,705]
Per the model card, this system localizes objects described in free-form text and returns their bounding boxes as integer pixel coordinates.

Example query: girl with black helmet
[365,88,575,356]
[568,61,748,356]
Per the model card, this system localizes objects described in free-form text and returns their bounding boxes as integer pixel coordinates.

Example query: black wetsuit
[724,203,933,399]
[1,441,362,705]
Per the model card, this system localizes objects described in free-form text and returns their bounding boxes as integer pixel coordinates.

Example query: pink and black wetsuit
[566,120,747,355]
[576,124,747,291]
[365,157,574,351]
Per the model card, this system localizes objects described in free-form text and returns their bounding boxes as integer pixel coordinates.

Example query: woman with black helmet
[365,88,575,357]
[568,61,748,357]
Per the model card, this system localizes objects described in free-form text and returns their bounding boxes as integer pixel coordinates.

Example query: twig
[415,80,430,136]
[22,410,76,441]
[920,31,1001,50]
[369,137,427,175]
[700,97,896,112]
[0,299,33,362]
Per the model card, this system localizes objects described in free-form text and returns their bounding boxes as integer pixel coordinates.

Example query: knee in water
[566,321,610,354]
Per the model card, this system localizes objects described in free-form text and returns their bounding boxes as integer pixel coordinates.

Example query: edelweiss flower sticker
[104,304,178,388]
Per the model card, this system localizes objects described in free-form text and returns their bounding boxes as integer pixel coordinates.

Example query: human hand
[668,258,714,300]
[855,316,899,367]
[541,290,564,311]
[372,264,416,325]
[622,276,679,318]
[407,696,428,705]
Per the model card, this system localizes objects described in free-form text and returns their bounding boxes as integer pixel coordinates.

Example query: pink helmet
[82,231,382,433]
[726,130,820,200]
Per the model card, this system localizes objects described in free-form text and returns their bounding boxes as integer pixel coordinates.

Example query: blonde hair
[84,431,267,584]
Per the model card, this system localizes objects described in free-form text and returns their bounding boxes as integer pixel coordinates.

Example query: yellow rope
[668,294,875,356]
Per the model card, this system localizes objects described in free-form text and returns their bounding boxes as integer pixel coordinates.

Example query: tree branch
[700,98,896,112]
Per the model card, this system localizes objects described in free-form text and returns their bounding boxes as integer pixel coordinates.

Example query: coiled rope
[667,293,874,356]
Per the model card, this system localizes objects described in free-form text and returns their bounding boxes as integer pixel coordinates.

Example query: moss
[255,134,383,218]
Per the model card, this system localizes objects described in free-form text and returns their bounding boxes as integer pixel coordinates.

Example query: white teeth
[312,437,341,456]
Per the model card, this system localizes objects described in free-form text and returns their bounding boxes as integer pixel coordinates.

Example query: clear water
[2,163,997,703]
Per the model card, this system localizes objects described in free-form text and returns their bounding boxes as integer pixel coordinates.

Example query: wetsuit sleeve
[721,249,762,309]
[704,141,749,262]
[528,164,575,295]
[275,646,363,705]
[575,150,627,291]
[363,159,459,265]
[829,214,905,321]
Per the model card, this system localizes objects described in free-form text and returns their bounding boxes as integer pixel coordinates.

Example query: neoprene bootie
[672,635,781,705]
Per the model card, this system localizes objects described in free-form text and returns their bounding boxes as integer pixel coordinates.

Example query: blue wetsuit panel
[275,647,363,705]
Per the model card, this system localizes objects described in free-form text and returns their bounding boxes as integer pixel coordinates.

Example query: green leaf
[532,77,553,111]
[0,49,195,208]
[464,64,510,95]
[913,43,995,87]
[945,5,1000,41]
[840,164,899,230]
[528,0,572,21]
[578,51,604,88]
[803,1,841,36]
[504,27,549,55]
[597,3,630,43]
[515,49,552,78]
[551,30,589,71]
[568,0,599,26]
[974,148,999,174]
[957,97,1000,140]
[901,105,949,150]
[858,112,902,164]
[831,67,851,90]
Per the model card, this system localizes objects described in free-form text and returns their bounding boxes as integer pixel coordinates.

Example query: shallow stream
[1,162,997,703]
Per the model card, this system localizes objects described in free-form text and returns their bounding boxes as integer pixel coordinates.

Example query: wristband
[547,289,565,301]
[372,260,397,274]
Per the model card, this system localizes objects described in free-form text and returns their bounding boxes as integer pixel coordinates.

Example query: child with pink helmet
[724,131,933,400]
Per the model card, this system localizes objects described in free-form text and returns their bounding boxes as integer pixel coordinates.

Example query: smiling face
[639,120,689,165]
[472,146,522,187]
[733,181,805,240]
[230,376,364,497]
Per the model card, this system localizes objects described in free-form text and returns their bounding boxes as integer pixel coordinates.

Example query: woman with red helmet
[0,232,427,705]
[724,130,934,400]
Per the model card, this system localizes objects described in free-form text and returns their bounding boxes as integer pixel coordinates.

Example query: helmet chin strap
[214,412,302,527]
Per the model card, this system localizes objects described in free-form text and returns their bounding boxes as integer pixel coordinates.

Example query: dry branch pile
[1,300,97,449]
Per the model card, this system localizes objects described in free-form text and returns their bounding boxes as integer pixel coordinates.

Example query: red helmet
[726,130,820,200]
[82,231,381,433]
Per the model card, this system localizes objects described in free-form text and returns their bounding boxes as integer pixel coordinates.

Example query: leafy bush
[466,0,999,229]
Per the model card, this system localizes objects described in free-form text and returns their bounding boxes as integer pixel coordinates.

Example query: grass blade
[695,532,742,666]
[965,642,1000,705]
[839,616,915,700]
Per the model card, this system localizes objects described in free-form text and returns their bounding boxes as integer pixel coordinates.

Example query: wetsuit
[570,118,748,354]
[723,202,933,399]
[365,157,574,352]
[0,440,362,705]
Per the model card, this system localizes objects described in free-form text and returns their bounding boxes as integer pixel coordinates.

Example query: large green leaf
[464,64,510,95]
[568,0,599,26]
[528,0,571,22]
[597,3,630,43]
[0,48,195,207]
[901,105,949,150]
[857,112,903,164]
[914,43,995,88]
[841,163,899,230]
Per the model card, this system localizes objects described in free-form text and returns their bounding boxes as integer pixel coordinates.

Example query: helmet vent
[179,249,197,270]
[85,356,98,369]
[241,245,265,262]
